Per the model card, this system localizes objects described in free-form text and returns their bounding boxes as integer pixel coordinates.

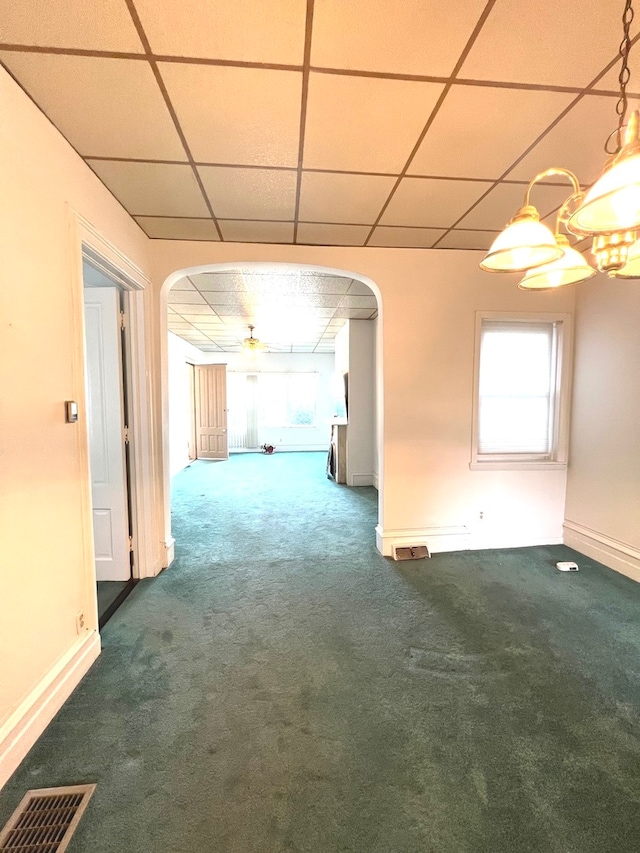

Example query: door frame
[68,210,157,594]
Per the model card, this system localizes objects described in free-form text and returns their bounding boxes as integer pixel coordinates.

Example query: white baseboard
[470,534,563,550]
[0,631,101,791]
[348,473,374,487]
[372,472,379,491]
[376,525,471,557]
[563,519,640,583]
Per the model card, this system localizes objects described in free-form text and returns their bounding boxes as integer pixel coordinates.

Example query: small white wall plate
[556,561,579,572]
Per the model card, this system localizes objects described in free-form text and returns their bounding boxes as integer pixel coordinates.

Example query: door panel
[84,287,130,580]
[195,365,229,460]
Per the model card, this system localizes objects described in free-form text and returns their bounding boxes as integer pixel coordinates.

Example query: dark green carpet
[2,452,639,852]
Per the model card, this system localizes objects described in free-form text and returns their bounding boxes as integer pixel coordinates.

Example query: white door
[195,365,229,460]
[84,286,130,581]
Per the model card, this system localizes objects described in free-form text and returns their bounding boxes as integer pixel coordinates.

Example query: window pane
[478,322,555,456]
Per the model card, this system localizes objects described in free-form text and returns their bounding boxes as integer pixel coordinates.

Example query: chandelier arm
[523,168,581,207]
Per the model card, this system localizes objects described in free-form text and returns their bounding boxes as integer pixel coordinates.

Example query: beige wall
[564,276,640,579]
[152,244,576,553]
[0,67,150,770]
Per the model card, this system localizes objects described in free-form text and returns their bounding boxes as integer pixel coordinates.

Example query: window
[471,313,572,469]
[258,373,318,427]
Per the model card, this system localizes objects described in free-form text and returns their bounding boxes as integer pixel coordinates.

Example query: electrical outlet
[76,611,86,634]
[479,511,484,520]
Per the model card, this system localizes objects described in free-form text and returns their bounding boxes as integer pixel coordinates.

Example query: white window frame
[470,311,573,470]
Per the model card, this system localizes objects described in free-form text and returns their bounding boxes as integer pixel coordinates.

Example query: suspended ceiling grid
[168,270,376,352]
[2,0,639,252]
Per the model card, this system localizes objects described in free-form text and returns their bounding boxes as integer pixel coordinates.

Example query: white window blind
[478,321,556,457]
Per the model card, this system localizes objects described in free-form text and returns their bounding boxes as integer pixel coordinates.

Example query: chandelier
[480,0,640,288]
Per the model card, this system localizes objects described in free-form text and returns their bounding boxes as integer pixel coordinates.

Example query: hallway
[1,453,639,852]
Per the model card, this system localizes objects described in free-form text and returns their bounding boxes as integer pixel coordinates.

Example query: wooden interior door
[195,365,229,460]
[187,363,197,461]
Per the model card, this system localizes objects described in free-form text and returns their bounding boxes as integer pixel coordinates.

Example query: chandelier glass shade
[480,0,640,284]
[479,206,562,272]
[518,235,597,290]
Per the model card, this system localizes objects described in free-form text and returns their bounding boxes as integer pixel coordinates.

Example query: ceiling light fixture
[242,325,265,351]
[481,0,640,284]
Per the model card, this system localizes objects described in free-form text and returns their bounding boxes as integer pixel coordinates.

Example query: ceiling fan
[242,325,266,351]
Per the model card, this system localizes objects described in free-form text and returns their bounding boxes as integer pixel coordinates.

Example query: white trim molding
[0,631,100,791]
[563,520,640,583]
[349,473,374,487]
[376,525,471,557]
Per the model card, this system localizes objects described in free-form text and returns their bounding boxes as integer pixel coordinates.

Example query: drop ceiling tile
[408,85,574,180]
[297,223,370,246]
[0,0,145,51]
[170,278,196,291]
[135,217,220,240]
[168,290,207,304]
[368,226,445,247]
[303,73,444,172]
[220,221,295,243]
[380,178,493,227]
[189,273,247,291]
[172,304,217,315]
[299,172,396,224]
[340,295,378,309]
[159,63,302,166]
[346,280,375,295]
[87,161,209,217]
[459,0,633,87]
[134,0,307,64]
[507,94,640,185]
[198,167,298,220]
[457,181,572,230]
[333,308,377,319]
[0,54,186,160]
[311,0,488,76]
[437,230,497,250]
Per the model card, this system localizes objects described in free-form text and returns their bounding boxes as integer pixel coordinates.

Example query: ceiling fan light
[518,237,596,290]
[479,206,563,272]
[568,110,640,235]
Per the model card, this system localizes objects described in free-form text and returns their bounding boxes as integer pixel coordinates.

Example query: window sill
[470,460,567,471]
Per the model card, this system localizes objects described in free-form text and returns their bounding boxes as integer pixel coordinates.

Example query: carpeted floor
[1,452,639,852]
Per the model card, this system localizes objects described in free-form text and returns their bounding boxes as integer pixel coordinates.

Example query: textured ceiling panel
[134,0,307,64]
[368,226,446,248]
[311,0,488,76]
[199,167,298,220]
[0,0,145,51]
[134,217,220,241]
[380,178,493,228]
[459,0,636,87]
[0,53,186,160]
[408,85,574,180]
[159,63,302,167]
[298,172,397,224]
[303,73,444,172]
[87,161,210,217]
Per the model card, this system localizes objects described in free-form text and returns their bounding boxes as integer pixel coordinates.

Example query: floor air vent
[0,784,96,853]
[393,545,430,560]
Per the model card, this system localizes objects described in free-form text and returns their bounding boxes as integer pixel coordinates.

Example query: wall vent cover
[392,545,430,561]
[0,784,96,853]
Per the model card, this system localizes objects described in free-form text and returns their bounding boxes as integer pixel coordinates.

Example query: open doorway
[82,259,136,626]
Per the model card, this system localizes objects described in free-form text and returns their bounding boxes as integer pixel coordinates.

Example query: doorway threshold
[97,579,137,629]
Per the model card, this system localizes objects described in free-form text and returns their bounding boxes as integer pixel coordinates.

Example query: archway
[159,262,384,566]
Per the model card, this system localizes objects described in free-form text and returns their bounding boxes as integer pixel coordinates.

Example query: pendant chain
[615,0,635,150]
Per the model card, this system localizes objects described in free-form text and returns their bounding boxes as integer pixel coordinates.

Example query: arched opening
[159,262,384,566]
